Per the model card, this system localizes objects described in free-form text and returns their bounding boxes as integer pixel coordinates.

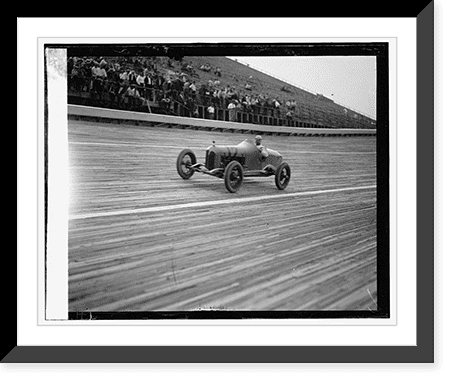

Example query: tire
[275,162,291,190]
[176,149,197,179]
[224,160,244,193]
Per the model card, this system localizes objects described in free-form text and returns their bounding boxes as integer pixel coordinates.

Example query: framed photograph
[12,7,433,363]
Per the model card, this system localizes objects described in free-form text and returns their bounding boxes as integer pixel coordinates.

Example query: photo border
[9,5,433,363]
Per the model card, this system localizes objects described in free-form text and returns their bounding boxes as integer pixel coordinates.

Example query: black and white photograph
[43,41,389,320]
[13,8,445,368]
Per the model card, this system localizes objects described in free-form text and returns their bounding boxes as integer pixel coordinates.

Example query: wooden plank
[68,119,377,312]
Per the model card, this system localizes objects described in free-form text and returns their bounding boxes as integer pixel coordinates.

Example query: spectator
[207,104,215,120]
[143,73,152,99]
[214,67,221,77]
[184,61,194,74]
[144,72,152,87]
[179,72,188,83]
[183,80,191,94]
[119,70,129,83]
[273,98,281,118]
[197,84,206,105]
[228,101,237,122]
[213,89,222,108]
[229,86,238,101]
[203,86,212,105]
[186,96,196,117]
[159,94,171,112]
[258,93,267,107]
[90,63,98,78]
[250,95,259,114]
[107,66,118,82]
[173,76,183,93]
[192,105,200,118]
[149,72,157,89]
[163,78,173,94]
[117,77,127,98]
[127,85,140,97]
[189,82,197,95]
[70,65,82,92]
[125,85,140,109]
[128,70,137,84]
[241,95,252,113]
[245,82,252,91]
[200,64,211,72]
[220,87,228,102]
[99,65,107,79]
[90,64,106,97]
[136,72,145,96]
[107,79,120,104]
[150,57,158,72]
[158,73,166,89]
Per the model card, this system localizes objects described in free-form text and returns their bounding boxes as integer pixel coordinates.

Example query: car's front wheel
[176,149,197,179]
[224,161,244,193]
[275,162,291,190]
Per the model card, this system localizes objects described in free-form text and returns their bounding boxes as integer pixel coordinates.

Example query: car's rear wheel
[275,162,291,190]
[224,160,244,193]
[176,149,197,179]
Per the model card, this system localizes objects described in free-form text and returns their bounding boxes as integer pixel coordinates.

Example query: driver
[255,135,269,159]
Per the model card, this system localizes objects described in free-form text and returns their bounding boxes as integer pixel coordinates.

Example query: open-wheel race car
[176,137,291,193]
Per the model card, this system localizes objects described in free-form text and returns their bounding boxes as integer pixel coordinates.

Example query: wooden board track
[68,118,377,312]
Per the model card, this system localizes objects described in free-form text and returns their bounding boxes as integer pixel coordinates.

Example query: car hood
[207,139,282,158]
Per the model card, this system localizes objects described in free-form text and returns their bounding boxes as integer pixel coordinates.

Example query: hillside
[181,56,375,129]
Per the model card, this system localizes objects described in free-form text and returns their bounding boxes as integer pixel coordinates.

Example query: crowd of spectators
[67,55,300,121]
[199,63,222,77]
[69,56,202,113]
[198,81,298,121]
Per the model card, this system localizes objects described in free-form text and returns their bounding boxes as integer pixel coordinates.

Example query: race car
[176,137,291,193]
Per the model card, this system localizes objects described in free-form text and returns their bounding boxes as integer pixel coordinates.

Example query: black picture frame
[9,5,434,363]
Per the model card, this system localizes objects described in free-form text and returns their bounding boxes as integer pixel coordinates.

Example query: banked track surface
[68,119,377,312]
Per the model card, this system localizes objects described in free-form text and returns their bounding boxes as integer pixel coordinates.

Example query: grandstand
[67,55,376,130]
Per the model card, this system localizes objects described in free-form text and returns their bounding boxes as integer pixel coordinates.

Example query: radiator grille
[206,150,216,170]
